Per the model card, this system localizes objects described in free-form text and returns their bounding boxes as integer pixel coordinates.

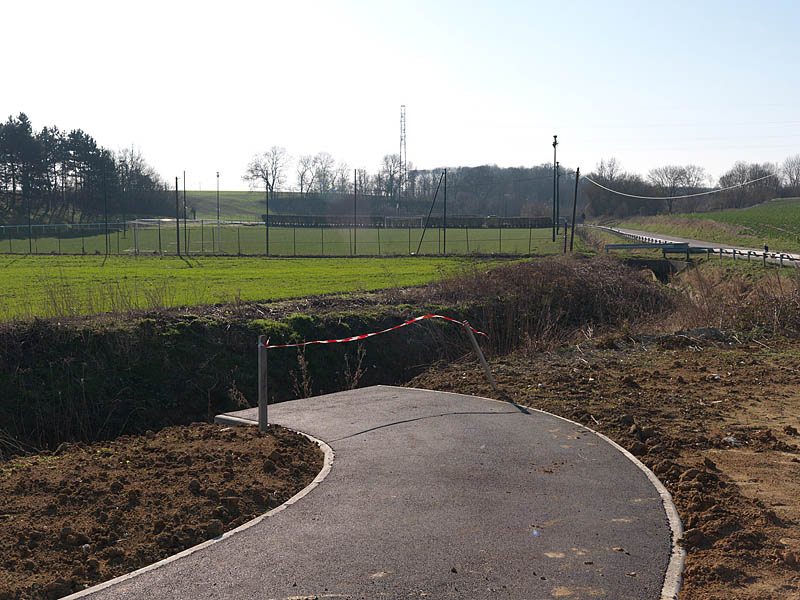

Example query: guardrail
[590,225,799,268]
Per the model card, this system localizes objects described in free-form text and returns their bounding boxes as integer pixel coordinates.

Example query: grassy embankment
[0,255,670,454]
[615,197,800,253]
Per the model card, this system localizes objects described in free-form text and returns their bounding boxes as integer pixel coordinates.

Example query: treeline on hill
[244,146,578,219]
[245,147,800,221]
[0,113,171,225]
[583,156,800,219]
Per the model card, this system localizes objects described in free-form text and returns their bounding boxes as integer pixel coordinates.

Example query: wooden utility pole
[570,168,580,252]
[552,135,558,242]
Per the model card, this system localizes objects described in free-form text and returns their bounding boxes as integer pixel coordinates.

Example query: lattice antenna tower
[399,104,407,199]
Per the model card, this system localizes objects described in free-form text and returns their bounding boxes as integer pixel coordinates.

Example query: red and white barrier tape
[259,315,487,349]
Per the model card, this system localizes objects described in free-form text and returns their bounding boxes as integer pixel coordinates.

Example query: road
[596,225,800,265]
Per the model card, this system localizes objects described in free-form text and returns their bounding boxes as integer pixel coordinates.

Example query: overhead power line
[583,172,778,201]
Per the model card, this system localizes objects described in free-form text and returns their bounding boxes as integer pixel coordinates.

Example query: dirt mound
[0,423,323,600]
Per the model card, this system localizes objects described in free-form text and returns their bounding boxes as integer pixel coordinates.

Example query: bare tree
[596,157,622,183]
[243,146,289,196]
[648,165,685,213]
[782,155,800,194]
[296,155,315,196]
[379,154,401,198]
[312,152,335,193]
[355,168,370,194]
[681,164,708,190]
[333,161,350,193]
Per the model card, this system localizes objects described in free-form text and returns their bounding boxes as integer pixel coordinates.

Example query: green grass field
[186,190,265,220]
[619,198,800,253]
[0,224,566,257]
[0,255,487,321]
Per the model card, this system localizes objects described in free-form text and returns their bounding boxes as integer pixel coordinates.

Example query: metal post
[443,169,447,254]
[763,252,767,267]
[463,321,497,392]
[377,226,381,255]
[258,335,269,431]
[556,161,561,235]
[265,185,270,256]
[183,170,188,252]
[175,177,181,256]
[353,170,357,256]
[552,135,558,242]
[570,167,580,252]
[103,165,109,255]
[216,171,221,253]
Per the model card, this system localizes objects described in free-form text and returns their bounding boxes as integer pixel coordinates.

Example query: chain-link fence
[0,220,564,256]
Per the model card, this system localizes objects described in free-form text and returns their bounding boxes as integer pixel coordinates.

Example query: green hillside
[620,198,800,253]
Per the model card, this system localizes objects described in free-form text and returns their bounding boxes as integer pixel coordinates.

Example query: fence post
[763,252,767,267]
[466,227,471,254]
[463,321,498,392]
[258,335,269,432]
[732,249,736,260]
[781,254,785,267]
[321,226,324,255]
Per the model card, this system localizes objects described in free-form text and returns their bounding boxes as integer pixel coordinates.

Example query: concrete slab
[69,385,682,600]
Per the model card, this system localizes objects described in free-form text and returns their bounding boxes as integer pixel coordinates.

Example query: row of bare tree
[584,156,800,217]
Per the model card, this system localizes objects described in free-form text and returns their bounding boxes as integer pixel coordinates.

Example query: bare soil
[0,423,323,600]
[410,331,800,600]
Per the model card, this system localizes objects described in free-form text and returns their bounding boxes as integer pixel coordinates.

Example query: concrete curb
[383,384,686,600]
[61,427,335,600]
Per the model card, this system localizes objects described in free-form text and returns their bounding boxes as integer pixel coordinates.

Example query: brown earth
[410,330,800,600]
[0,423,323,600]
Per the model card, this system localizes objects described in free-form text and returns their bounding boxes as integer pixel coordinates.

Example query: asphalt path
[603,226,800,264]
[70,386,680,600]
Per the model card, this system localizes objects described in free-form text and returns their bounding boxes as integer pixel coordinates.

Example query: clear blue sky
[3,0,799,189]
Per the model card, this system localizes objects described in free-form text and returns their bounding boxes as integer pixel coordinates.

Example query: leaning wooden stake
[258,335,269,431]
[462,321,498,392]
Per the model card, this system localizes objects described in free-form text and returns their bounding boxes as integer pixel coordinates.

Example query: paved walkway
[71,386,682,600]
